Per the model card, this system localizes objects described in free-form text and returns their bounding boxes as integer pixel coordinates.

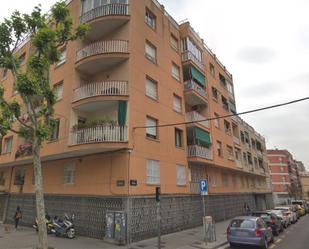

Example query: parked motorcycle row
[33,213,75,239]
[227,200,309,249]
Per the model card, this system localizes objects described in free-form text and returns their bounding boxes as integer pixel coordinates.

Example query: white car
[269,209,289,228]
[275,207,297,224]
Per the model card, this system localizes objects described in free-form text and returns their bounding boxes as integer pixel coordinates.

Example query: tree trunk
[33,135,48,249]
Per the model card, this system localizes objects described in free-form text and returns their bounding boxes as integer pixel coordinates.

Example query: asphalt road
[219,214,309,249]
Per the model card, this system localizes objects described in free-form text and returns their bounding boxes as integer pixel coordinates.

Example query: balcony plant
[71,119,118,131]
[15,143,33,159]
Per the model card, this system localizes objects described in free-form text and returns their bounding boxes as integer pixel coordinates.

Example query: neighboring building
[299,171,309,200]
[0,0,272,242]
[267,149,302,205]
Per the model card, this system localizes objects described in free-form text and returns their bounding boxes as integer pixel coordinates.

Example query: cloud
[236,46,277,64]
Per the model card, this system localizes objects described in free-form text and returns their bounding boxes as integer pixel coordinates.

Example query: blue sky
[1,0,309,168]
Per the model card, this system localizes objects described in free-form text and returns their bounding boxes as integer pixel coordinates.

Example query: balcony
[185,111,209,129]
[182,51,205,72]
[70,125,127,145]
[73,81,128,103]
[236,159,242,168]
[80,3,130,40]
[187,145,213,160]
[76,40,129,74]
[233,136,240,145]
[184,80,207,106]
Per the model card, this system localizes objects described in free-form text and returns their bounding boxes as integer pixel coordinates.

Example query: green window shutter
[194,127,211,145]
[190,66,206,87]
[118,101,127,126]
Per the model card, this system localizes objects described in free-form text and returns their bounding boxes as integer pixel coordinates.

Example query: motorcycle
[32,214,54,234]
[51,213,75,239]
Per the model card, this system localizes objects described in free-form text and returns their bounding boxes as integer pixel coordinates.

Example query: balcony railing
[182,51,205,71]
[233,136,240,145]
[190,182,200,194]
[187,145,212,160]
[184,80,207,98]
[76,40,129,62]
[70,125,127,145]
[73,81,128,102]
[80,4,129,24]
[185,111,209,128]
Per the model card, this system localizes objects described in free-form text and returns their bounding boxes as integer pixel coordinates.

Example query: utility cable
[133,96,309,130]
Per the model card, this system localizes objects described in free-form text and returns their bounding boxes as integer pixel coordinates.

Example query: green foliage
[0,1,88,145]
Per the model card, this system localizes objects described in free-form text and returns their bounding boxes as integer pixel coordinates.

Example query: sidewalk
[0,219,231,249]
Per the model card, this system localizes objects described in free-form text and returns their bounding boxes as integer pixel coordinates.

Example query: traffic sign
[200,179,208,195]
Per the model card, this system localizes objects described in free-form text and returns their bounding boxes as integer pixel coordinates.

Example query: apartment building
[267,149,302,205]
[299,171,309,200]
[0,0,272,242]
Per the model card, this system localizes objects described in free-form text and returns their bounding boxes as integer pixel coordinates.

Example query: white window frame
[173,94,182,113]
[54,82,64,101]
[145,41,157,63]
[3,137,13,154]
[64,163,75,185]
[56,48,66,66]
[176,165,186,186]
[145,77,158,100]
[172,63,180,81]
[170,34,178,51]
[146,159,160,185]
[145,8,156,29]
[146,116,158,139]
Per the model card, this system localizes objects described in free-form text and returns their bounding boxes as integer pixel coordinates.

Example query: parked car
[287,205,300,220]
[269,210,289,228]
[293,204,305,216]
[227,216,274,249]
[251,211,283,235]
[274,206,297,224]
[292,200,307,215]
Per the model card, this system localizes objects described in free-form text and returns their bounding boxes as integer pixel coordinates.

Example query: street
[219,214,309,249]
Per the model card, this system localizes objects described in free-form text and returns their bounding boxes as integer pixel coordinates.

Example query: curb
[211,241,228,249]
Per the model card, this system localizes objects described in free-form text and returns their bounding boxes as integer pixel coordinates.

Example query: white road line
[269,244,276,249]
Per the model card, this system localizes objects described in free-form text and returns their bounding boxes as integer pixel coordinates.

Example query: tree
[0,2,88,249]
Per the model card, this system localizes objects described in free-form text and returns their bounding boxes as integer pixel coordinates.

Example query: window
[14,169,25,186]
[0,171,5,186]
[145,8,156,29]
[232,175,237,188]
[221,96,229,110]
[235,148,241,161]
[227,146,234,160]
[243,152,247,165]
[240,131,245,143]
[172,63,180,80]
[280,166,284,172]
[146,116,158,139]
[217,141,223,157]
[224,120,231,135]
[170,34,178,51]
[173,94,182,112]
[2,69,8,79]
[222,174,228,187]
[251,139,256,149]
[146,159,160,185]
[145,41,157,63]
[3,137,13,154]
[210,63,215,77]
[64,163,75,184]
[176,165,186,185]
[50,119,60,141]
[227,81,234,95]
[219,73,226,87]
[56,48,66,66]
[54,82,64,101]
[210,173,216,186]
[175,128,183,148]
[214,113,220,128]
[282,176,286,182]
[19,53,26,65]
[181,37,202,63]
[254,157,258,169]
[212,87,218,100]
[145,76,158,100]
[247,152,253,165]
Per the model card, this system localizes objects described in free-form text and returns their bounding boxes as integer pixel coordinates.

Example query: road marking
[275,238,282,243]
[269,244,276,249]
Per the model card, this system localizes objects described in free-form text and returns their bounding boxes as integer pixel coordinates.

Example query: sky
[1,0,308,168]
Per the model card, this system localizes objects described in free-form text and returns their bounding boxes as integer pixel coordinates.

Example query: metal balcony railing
[182,50,205,71]
[185,111,209,128]
[70,125,127,145]
[76,40,129,62]
[184,80,207,98]
[80,4,129,24]
[187,145,212,160]
[73,81,128,102]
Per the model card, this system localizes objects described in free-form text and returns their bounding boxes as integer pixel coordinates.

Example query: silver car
[227,216,274,248]
[275,206,297,224]
[269,209,289,228]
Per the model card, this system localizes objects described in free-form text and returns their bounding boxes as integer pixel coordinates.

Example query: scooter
[51,213,75,239]
[32,214,54,234]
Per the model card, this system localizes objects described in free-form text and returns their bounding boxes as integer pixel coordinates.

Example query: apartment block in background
[0,0,273,242]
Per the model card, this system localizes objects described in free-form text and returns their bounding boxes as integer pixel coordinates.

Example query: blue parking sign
[200,179,208,195]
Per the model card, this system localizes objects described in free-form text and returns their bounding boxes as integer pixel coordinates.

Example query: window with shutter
[54,82,64,101]
[145,77,158,100]
[146,116,158,139]
[172,63,180,80]
[146,159,160,184]
[145,41,157,63]
[173,95,182,112]
[176,165,186,185]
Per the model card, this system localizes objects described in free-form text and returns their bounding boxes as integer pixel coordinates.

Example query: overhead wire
[133,96,309,130]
